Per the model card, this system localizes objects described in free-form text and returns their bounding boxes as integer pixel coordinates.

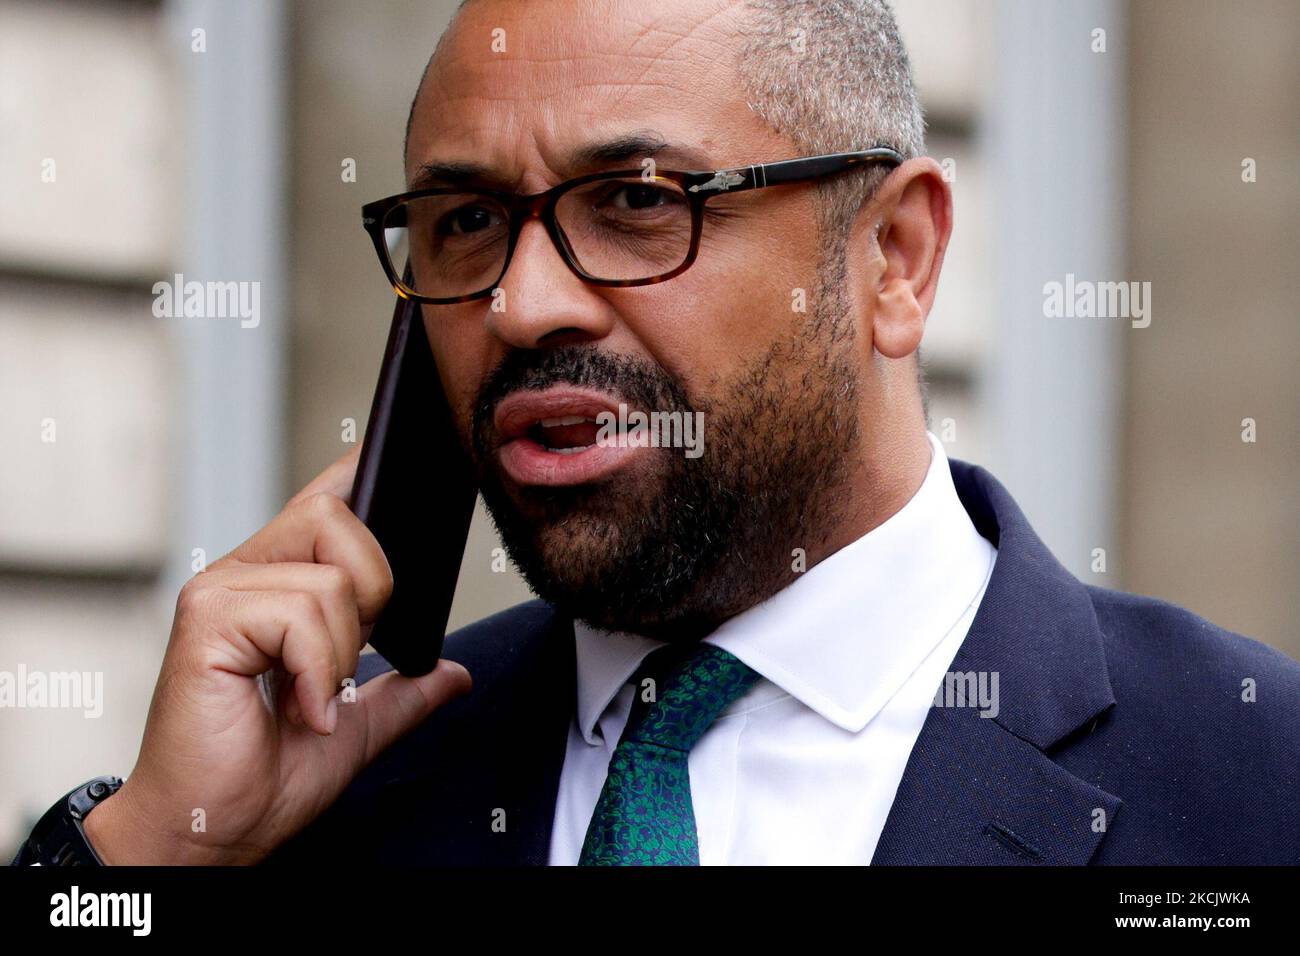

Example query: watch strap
[11,775,124,866]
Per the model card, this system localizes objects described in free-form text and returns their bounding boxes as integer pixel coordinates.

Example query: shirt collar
[571,432,996,741]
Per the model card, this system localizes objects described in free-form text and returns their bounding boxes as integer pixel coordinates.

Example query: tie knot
[621,642,760,753]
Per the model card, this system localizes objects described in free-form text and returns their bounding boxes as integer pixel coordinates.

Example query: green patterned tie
[578,641,761,865]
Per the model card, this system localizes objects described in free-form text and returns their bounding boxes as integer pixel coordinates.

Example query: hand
[83,448,472,864]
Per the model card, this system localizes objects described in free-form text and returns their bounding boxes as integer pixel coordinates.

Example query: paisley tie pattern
[578,642,761,865]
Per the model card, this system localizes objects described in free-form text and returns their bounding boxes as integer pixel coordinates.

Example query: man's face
[406,0,865,638]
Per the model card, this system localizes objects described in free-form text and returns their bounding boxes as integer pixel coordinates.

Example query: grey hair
[736,0,926,256]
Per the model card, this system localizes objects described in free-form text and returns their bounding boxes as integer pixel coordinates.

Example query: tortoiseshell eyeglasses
[362,147,905,304]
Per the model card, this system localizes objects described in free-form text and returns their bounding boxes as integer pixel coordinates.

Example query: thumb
[353,659,473,765]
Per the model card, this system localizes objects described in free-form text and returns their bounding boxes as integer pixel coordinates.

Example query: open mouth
[527,415,604,454]
[493,386,646,486]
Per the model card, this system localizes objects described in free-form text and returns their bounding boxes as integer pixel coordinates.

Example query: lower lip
[498,436,647,486]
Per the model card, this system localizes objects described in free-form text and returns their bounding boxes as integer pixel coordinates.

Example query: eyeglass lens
[382,176,694,298]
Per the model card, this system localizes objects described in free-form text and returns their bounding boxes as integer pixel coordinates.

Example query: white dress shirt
[547,431,997,865]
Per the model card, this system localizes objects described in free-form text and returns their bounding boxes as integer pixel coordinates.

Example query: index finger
[213,491,392,621]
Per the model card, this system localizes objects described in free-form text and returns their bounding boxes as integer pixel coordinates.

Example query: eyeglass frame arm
[682,146,904,195]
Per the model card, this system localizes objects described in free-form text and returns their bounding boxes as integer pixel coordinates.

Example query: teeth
[538,415,591,427]
[544,445,589,455]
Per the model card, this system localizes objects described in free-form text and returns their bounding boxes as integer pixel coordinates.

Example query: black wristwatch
[11,775,124,866]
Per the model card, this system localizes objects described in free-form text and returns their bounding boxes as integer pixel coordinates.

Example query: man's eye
[604,183,676,211]
[438,205,501,236]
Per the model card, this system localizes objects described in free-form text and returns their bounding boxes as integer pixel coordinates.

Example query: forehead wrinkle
[412,65,711,174]
[410,70,718,173]
[409,126,720,193]
[431,54,718,110]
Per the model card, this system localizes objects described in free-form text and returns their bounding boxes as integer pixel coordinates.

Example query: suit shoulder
[1086,584,1300,739]
[1079,586,1299,862]
[1087,585,1300,685]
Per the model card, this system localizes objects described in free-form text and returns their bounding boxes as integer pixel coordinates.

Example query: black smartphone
[349,267,477,676]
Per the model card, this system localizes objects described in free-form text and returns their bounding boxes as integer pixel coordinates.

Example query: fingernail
[325,696,338,735]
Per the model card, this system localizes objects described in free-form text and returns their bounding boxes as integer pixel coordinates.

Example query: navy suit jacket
[267,458,1300,865]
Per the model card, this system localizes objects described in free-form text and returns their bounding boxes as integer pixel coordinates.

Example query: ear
[857,157,953,360]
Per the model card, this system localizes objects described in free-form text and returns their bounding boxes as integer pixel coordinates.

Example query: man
[16,0,1299,866]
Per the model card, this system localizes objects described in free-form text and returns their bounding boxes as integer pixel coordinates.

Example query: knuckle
[300,490,350,526]
[284,590,323,626]
[175,578,217,618]
[317,563,355,604]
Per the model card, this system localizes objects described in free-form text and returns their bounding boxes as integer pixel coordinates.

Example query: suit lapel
[872,460,1122,865]
[870,694,1122,865]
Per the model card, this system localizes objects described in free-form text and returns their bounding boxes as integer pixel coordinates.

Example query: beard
[470,270,861,642]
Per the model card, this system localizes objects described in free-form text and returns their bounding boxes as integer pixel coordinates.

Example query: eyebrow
[407,130,716,191]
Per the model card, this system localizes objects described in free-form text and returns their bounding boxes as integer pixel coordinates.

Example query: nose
[484,211,614,349]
